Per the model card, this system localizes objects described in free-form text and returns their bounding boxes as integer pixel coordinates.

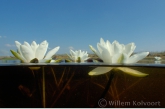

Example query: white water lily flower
[67,50,89,62]
[10,40,60,63]
[154,56,161,61]
[89,38,149,77]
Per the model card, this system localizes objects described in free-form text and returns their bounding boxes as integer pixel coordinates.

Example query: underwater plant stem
[50,71,75,108]
[42,67,46,108]
[94,70,115,108]
[58,67,66,87]
[51,67,58,87]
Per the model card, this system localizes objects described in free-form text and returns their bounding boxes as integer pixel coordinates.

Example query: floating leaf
[55,59,63,63]
[45,59,51,63]
[65,59,72,63]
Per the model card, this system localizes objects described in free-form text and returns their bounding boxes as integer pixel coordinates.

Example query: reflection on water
[0,60,165,108]
[138,59,165,64]
[155,61,161,64]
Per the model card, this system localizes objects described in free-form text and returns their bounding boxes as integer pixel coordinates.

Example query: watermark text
[98,99,161,107]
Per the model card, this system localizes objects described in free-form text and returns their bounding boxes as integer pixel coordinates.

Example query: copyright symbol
[98,98,107,108]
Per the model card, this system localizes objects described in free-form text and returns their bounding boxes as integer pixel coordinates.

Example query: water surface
[0,60,165,107]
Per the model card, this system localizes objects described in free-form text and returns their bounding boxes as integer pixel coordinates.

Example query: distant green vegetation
[0,57,17,60]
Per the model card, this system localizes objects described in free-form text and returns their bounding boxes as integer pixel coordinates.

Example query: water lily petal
[106,40,114,56]
[100,38,106,47]
[111,53,121,63]
[113,40,123,54]
[97,43,112,63]
[122,53,129,63]
[127,52,149,63]
[69,50,77,61]
[81,53,89,61]
[67,54,74,61]
[88,67,113,75]
[115,53,130,63]
[115,67,149,77]
[15,41,28,61]
[81,57,88,62]
[97,43,103,55]
[89,45,102,58]
[10,50,27,62]
[89,45,96,53]
[50,60,55,63]
[15,41,22,54]
[77,50,81,57]
[35,40,48,60]
[124,43,136,56]
[117,53,125,63]
[24,41,34,55]
[24,41,32,49]
[15,41,30,62]
[79,50,85,57]
[31,41,39,54]
[15,41,21,49]
[44,46,60,59]
[20,45,35,62]
[70,50,76,57]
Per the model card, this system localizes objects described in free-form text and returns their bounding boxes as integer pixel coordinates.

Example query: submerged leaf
[45,59,52,63]
[114,67,148,77]
[88,67,113,76]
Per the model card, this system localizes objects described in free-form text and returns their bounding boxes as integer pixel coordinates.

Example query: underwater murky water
[0,60,165,108]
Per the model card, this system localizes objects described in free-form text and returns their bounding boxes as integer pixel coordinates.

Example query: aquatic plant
[154,56,161,61]
[67,50,89,62]
[7,38,151,108]
[10,40,60,63]
[89,38,149,77]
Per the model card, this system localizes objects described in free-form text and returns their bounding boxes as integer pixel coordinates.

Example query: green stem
[94,70,115,108]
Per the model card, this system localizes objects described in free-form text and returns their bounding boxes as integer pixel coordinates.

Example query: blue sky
[0,0,165,56]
